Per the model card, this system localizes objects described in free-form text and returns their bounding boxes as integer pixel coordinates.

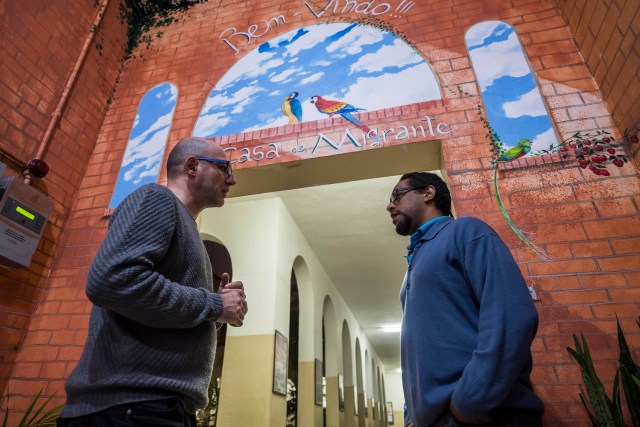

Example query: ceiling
[228,141,443,372]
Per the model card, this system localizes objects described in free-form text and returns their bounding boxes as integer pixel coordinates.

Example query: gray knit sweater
[61,184,224,417]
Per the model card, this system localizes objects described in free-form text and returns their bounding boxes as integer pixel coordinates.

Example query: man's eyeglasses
[196,157,233,177]
[389,186,425,204]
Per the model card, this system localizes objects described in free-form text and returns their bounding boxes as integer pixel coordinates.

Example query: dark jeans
[431,407,543,427]
[57,397,196,427]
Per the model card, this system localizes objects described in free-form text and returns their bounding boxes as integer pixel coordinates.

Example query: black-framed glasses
[389,186,425,204]
[196,157,233,177]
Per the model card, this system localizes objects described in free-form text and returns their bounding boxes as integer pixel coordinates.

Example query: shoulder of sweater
[111,184,178,224]
[449,216,498,240]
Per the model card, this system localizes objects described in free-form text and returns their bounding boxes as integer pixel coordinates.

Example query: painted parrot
[310,95,378,140]
[282,91,302,124]
[498,139,532,161]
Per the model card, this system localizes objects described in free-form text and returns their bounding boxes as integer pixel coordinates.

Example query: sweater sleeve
[450,226,538,420]
[85,186,223,328]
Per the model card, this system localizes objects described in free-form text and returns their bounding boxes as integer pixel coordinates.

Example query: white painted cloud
[215,50,280,88]
[122,111,173,167]
[193,112,231,137]
[468,31,530,90]
[311,59,331,67]
[200,84,266,115]
[271,67,301,83]
[531,127,559,152]
[466,21,508,48]
[281,24,345,57]
[342,63,441,111]
[301,72,324,85]
[327,25,384,55]
[350,38,423,74]
[503,88,547,118]
[242,115,286,132]
[160,84,178,104]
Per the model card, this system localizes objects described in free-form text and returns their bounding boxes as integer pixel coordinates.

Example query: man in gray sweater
[58,137,248,426]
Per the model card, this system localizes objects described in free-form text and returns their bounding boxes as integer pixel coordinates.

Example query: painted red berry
[582,147,591,154]
[583,139,592,146]
[598,168,610,176]
[631,135,639,144]
[591,155,603,164]
[594,144,603,151]
[578,159,587,168]
[607,148,616,154]
[602,137,611,143]
[613,159,624,167]
[569,143,577,149]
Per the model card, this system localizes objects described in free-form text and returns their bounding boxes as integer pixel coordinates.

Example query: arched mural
[193,23,440,142]
[109,83,177,208]
[465,21,559,159]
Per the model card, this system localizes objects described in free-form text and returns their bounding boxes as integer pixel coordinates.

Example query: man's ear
[423,185,436,203]
[185,156,198,177]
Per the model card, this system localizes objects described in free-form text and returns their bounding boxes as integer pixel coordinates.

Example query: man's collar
[405,216,450,262]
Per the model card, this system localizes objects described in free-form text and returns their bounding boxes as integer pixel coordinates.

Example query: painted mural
[109,83,177,209]
[466,21,559,159]
[193,22,441,140]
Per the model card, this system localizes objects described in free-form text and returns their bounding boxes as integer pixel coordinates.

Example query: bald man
[59,137,247,427]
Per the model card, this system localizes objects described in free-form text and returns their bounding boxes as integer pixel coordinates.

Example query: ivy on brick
[118,0,209,59]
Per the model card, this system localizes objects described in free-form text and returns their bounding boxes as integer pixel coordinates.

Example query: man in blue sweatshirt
[387,172,544,427]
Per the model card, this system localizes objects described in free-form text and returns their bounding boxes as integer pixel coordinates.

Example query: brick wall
[1,0,638,425]
[555,0,640,161]
[0,0,127,399]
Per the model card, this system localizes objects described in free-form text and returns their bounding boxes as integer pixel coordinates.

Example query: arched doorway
[287,270,300,426]
[200,239,233,426]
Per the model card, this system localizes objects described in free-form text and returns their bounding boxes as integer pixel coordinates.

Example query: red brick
[598,254,640,272]
[584,217,640,239]
[548,289,610,304]
[570,241,613,257]
[529,259,598,275]
[611,237,640,254]
[580,274,628,288]
[591,303,640,318]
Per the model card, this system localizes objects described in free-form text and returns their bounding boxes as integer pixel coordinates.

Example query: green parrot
[498,139,532,161]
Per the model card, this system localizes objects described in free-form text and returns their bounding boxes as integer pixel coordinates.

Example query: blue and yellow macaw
[498,139,532,161]
[282,91,302,124]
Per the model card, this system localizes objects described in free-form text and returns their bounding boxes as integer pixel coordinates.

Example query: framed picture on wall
[314,359,323,406]
[338,374,344,412]
[353,385,358,415]
[387,402,394,424]
[272,330,288,395]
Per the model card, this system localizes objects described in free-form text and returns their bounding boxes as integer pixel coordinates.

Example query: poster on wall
[338,374,344,412]
[314,359,323,406]
[387,402,394,425]
[353,385,358,415]
[272,330,288,395]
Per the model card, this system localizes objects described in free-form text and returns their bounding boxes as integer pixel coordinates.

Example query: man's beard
[394,213,412,236]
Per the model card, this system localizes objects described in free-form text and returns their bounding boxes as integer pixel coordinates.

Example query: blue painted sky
[466,21,559,152]
[193,23,441,138]
[109,83,177,208]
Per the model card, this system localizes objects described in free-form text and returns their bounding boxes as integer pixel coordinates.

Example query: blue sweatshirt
[400,217,543,426]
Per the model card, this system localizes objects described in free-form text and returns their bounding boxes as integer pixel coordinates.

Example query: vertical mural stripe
[109,83,178,208]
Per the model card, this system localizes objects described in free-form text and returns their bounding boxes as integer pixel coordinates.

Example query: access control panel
[0,176,53,268]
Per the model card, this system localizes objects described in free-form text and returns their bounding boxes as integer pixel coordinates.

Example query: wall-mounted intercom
[0,175,53,268]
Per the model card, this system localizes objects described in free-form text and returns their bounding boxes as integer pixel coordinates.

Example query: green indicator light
[16,205,35,221]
